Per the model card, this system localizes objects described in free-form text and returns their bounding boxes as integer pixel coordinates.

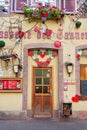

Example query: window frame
[0,0,11,16]
[80,64,87,96]
[31,0,57,6]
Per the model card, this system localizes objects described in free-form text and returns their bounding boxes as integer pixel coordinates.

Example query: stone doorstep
[34,114,51,118]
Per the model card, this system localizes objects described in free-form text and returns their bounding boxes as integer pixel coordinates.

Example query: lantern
[65,62,74,77]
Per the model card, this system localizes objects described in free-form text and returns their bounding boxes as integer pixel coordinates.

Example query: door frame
[23,43,63,118]
[32,67,53,117]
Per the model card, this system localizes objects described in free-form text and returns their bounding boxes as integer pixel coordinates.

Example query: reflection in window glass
[0,0,10,13]
[80,66,87,80]
[44,78,50,85]
[33,0,56,6]
[43,69,50,77]
[35,86,42,93]
[36,78,42,85]
[43,86,50,93]
[35,69,42,76]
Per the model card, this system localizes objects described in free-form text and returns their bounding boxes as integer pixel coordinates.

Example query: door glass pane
[44,78,50,85]
[43,86,50,93]
[36,78,42,85]
[35,69,42,76]
[43,69,50,77]
[35,86,42,93]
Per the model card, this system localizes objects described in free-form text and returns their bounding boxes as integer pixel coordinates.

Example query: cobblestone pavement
[0,118,87,130]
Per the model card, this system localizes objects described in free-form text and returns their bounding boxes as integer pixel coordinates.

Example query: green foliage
[23,5,65,22]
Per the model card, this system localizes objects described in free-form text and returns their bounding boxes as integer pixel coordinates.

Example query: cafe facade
[0,0,87,120]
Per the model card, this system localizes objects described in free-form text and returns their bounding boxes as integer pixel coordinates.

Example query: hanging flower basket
[23,5,65,23]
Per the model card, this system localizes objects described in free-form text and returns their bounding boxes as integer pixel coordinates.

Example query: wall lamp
[65,62,74,77]
[13,65,19,77]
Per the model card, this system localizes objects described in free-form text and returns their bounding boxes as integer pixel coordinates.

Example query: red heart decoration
[46,60,50,64]
[34,26,40,32]
[46,29,52,36]
[28,51,34,56]
[54,41,61,48]
[72,97,76,102]
[12,53,18,59]
[75,94,79,98]
[75,96,79,102]
[40,53,45,58]
[18,31,25,38]
[72,95,79,102]
[36,61,44,67]
[52,50,58,56]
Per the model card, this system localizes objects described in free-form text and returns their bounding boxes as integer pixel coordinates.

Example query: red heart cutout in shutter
[40,53,45,58]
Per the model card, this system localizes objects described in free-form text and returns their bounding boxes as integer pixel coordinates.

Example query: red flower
[45,12,48,18]
[52,6,57,9]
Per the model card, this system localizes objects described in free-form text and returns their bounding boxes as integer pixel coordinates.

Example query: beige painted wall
[0,93,22,111]
[0,14,87,111]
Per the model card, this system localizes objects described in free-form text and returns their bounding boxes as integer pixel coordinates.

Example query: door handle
[50,89,52,96]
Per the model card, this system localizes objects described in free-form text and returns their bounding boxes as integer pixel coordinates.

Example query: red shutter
[11,0,30,13]
[61,0,64,10]
[65,0,76,14]
[15,0,28,13]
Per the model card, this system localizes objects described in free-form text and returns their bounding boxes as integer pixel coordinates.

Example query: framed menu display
[0,78,22,92]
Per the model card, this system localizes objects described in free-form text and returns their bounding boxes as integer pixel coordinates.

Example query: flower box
[23,5,65,23]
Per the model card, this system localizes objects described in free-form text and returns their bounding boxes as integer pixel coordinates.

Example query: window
[80,65,87,96]
[11,0,29,13]
[10,0,87,15]
[0,0,10,14]
[31,0,56,6]
[77,0,86,9]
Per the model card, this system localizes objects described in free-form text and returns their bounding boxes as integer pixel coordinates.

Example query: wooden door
[32,67,53,117]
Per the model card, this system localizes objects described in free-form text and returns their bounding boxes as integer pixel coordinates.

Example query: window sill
[0,12,12,17]
[79,95,87,101]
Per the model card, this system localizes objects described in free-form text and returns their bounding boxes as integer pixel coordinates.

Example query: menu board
[0,78,22,92]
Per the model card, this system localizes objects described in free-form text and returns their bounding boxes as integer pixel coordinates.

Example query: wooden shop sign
[0,78,22,92]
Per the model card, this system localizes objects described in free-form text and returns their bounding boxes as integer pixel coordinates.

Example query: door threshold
[34,114,52,118]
